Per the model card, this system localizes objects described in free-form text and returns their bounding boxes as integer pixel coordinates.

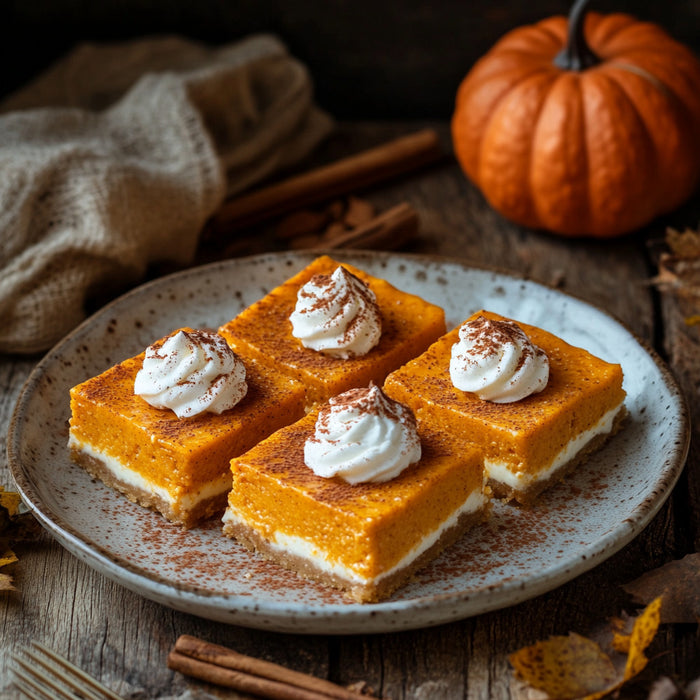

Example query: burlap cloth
[0,34,333,355]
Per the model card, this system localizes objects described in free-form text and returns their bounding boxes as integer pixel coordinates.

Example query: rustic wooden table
[2,122,699,699]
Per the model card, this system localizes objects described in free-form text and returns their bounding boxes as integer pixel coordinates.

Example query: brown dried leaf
[0,485,41,593]
[667,227,700,258]
[510,632,616,699]
[0,487,21,517]
[653,226,700,306]
[0,549,18,568]
[622,554,700,623]
[0,547,18,591]
[509,598,662,699]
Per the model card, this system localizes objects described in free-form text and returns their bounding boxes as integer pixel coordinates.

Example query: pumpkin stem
[554,0,600,71]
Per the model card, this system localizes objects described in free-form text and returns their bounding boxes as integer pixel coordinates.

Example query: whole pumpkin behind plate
[451,0,700,238]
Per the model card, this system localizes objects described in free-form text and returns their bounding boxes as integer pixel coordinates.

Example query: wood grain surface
[1,122,699,699]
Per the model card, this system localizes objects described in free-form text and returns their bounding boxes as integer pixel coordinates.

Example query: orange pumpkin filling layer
[223,411,488,603]
[383,311,626,504]
[217,255,446,407]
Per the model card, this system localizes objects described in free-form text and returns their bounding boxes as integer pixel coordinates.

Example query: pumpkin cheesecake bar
[383,311,626,505]
[68,328,305,528]
[217,255,446,408]
[222,384,489,603]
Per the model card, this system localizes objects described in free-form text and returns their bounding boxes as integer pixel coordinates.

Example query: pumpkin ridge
[463,54,555,92]
[453,63,551,181]
[617,50,700,123]
[477,71,559,228]
[607,63,685,216]
[593,21,679,57]
[529,21,568,59]
[605,62,672,100]
[531,73,591,234]
[575,75,593,236]
[491,19,566,58]
[603,63,700,212]
[588,14,650,53]
[581,71,657,234]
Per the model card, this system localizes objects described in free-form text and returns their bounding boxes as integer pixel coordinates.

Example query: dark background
[3,0,700,120]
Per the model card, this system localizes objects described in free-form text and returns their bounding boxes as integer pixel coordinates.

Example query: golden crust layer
[489,405,628,506]
[223,503,490,603]
[71,448,227,528]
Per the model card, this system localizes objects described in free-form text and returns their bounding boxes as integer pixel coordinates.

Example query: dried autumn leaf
[0,549,18,568]
[620,597,662,680]
[509,598,662,700]
[0,548,18,590]
[510,632,616,699]
[622,554,700,623]
[652,226,700,303]
[667,227,700,258]
[0,487,21,516]
[0,485,41,592]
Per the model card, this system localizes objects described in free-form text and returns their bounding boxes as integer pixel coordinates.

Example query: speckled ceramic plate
[8,251,689,634]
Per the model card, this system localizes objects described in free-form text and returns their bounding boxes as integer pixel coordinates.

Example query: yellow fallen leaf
[0,548,18,592]
[0,486,21,517]
[509,598,662,700]
[0,549,18,568]
[509,632,616,699]
[0,485,36,593]
[622,596,661,680]
[611,630,630,654]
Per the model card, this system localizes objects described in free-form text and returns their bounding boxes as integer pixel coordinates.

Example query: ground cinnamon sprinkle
[297,267,380,354]
[462,316,535,372]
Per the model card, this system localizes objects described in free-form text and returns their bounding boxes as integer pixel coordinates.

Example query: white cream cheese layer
[69,433,231,509]
[222,488,487,585]
[485,400,624,488]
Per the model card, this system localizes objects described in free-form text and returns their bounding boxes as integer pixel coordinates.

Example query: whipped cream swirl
[134,329,247,418]
[290,266,381,358]
[304,384,421,484]
[449,316,549,403]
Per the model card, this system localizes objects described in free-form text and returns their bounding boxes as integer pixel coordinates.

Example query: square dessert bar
[383,311,626,504]
[68,329,306,528]
[222,412,489,603]
[217,255,446,407]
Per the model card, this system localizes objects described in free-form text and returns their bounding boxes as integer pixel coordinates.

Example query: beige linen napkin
[0,34,333,354]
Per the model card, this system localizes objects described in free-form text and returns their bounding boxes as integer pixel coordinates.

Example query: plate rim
[7,249,691,633]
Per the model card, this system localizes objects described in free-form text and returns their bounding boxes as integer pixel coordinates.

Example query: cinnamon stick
[209,128,442,235]
[324,201,418,249]
[289,202,419,251]
[168,635,371,700]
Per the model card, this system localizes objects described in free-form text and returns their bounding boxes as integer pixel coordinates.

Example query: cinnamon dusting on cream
[290,266,382,359]
[449,315,549,403]
[304,383,421,484]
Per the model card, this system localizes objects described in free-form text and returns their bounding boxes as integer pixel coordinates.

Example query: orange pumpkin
[451,0,700,237]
